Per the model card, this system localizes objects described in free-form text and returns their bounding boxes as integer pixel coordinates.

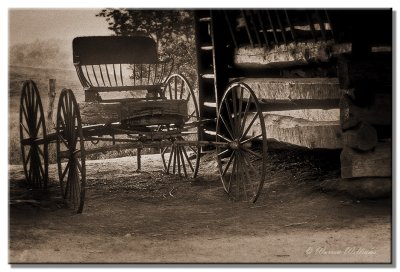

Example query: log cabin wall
[194,9,392,188]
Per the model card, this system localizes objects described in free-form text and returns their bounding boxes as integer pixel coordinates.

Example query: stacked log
[241,77,342,149]
[337,52,392,195]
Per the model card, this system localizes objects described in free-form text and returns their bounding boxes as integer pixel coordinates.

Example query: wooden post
[340,94,392,130]
[340,142,392,178]
[342,121,378,151]
[47,79,56,131]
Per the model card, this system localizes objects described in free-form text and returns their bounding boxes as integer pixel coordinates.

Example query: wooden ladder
[195,10,232,150]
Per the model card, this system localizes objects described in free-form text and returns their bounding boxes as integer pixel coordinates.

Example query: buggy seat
[73,36,186,127]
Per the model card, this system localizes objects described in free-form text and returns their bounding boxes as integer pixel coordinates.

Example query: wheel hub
[229,140,240,150]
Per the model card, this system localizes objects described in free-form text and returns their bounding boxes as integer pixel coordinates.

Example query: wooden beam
[241,77,341,99]
[342,121,378,151]
[340,94,392,130]
[267,109,339,122]
[79,100,188,125]
[258,99,339,111]
[340,142,392,178]
[234,41,351,69]
[246,113,342,149]
[337,53,392,89]
[79,102,121,125]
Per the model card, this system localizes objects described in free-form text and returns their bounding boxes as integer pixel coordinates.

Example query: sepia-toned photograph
[8,8,393,264]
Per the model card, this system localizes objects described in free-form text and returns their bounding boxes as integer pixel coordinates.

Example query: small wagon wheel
[19,80,48,189]
[56,89,86,213]
[216,82,267,203]
[160,74,201,178]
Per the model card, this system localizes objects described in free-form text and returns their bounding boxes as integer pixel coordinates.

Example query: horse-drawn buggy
[19,36,267,213]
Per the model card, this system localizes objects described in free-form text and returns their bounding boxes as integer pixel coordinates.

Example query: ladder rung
[200,45,214,51]
[201,73,215,79]
[203,102,217,108]
[199,17,211,22]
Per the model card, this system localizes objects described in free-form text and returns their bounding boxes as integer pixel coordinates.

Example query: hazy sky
[9,9,114,45]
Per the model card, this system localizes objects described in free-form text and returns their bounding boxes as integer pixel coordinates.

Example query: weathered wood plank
[79,102,121,125]
[234,41,351,68]
[340,94,392,130]
[241,77,341,100]
[258,99,339,111]
[120,100,188,119]
[340,142,392,178]
[267,109,339,122]
[342,121,378,151]
[79,100,188,126]
[246,113,342,149]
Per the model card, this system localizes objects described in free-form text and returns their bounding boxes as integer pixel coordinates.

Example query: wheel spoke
[38,156,45,180]
[21,102,29,123]
[241,147,263,159]
[37,145,45,159]
[20,122,30,136]
[224,98,235,138]
[221,151,235,177]
[188,110,196,119]
[241,151,254,197]
[219,115,235,140]
[237,152,248,201]
[172,146,177,174]
[181,147,194,172]
[24,147,32,167]
[76,157,83,173]
[232,86,238,136]
[240,96,252,134]
[64,170,71,199]
[35,116,43,135]
[167,147,174,174]
[61,161,70,181]
[217,133,232,143]
[241,113,258,141]
[234,153,239,198]
[228,155,237,193]
[242,152,259,176]
[58,134,69,148]
[217,148,230,157]
[240,134,263,144]
[176,145,181,176]
[179,147,188,178]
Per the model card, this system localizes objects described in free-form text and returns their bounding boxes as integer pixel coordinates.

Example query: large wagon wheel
[216,82,267,203]
[19,80,48,189]
[56,89,86,213]
[160,74,201,178]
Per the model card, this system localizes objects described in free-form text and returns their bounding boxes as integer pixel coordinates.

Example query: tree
[96,9,197,84]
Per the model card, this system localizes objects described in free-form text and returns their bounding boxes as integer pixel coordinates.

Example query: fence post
[47,79,56,131]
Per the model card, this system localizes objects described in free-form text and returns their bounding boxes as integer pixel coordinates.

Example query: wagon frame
[19,35,268,213]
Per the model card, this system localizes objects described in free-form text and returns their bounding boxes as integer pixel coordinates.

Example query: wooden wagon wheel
[56,89,86,213]
[19,80,48,189]
[216,82,267,203]
[160,74,201,178]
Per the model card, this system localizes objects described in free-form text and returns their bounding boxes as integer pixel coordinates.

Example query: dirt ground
[9,150,392,264]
